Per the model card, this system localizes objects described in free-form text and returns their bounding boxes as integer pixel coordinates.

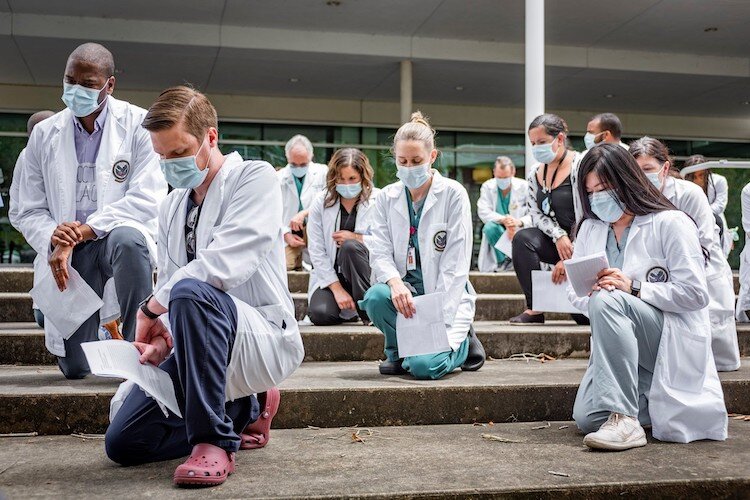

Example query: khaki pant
[285,227,307,271]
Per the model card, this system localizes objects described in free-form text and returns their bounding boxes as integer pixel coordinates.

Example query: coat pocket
[660,320,709,393]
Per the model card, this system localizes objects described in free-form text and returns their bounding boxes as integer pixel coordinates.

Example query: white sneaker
[583,413,647,451]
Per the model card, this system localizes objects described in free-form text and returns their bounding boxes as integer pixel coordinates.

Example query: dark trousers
[512,227,589,324]
[104,279,259,466]
[59,227,154,379]
[308,239,371,326]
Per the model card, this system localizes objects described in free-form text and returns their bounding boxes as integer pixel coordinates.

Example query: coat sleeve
[359,188,380,250]
[566,219,590,314]
[639,213,710,313]
[527,163,567,240]
[682,184,719,251]
[369,189,401,284]
[153,164,281,308]
[8,149,27,235]
[515,179,533,228]
[307,194,339,290]
[85,120,167,235]
[709,174,728,216]
[434,186,474,325]
[9,130,58,257]
[742,184,750,233]
[154,193,174,291]
[476,180,499,224]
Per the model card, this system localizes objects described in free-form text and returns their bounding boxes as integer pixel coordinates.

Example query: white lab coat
[662,177,740,371]
[277,162,328,239]
[707,173,731,257]
[306,188,380,300]
[736,183,750,322]
[9,98,167,356]
[154,153,304,400]
[568,212,727,443]
[476,177,532,272]
[369,171,476,350]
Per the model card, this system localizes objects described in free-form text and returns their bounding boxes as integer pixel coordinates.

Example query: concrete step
[1,359,749,435]
[4,321,750,365]
[1,421,749,499]
[3,266,742,294]
[0,291,575,323]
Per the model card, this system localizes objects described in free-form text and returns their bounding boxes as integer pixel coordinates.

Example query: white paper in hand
[563,251,610,297]
[532,270,580,313]
[30,264,103,339]
[396,293,451,358]
[81,340,182,418]
[493,231,513,258]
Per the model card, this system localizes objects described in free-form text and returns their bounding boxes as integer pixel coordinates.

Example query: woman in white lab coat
[737,182,750,322]
[306,148,379,325]
[568,143,726,451]
[630,137,740,372]
[358,112,484,379]
[684,155,732,257]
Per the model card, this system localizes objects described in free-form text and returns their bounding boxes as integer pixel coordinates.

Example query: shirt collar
[73,99,108,134]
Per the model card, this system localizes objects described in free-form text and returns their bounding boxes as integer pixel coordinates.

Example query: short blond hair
[393,110,435,152]
[142,86,218,141]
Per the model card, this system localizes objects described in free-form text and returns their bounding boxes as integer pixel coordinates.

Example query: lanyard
[405,188,423,247]
[541,149,568,193]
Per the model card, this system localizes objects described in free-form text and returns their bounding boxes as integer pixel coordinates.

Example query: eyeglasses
[186,205,200,256]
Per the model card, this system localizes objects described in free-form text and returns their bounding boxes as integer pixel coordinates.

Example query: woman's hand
[551,260,568,284]
[387,278,416,319]
[332,231,360,246]
[289,211,307,232]
[555,235,573,260]
[594,268,632,293]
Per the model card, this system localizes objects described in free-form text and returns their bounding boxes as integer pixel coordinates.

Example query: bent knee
[588,290,626,317]
[169,278,208,302]
[108,227,147,250]
[105,427,140,466]
[308,303,340,326]
[339,238,366,257]
[406,356,450,380]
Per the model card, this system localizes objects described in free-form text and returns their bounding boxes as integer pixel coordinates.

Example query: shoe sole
[583,434,647,451]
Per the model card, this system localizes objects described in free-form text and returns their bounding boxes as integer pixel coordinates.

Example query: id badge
[406,246,417,271]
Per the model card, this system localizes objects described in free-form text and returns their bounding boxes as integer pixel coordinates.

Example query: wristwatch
[631,280,641,297]
[139,294,160,319]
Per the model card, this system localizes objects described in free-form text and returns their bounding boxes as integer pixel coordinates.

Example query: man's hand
[51,221,83,247]
[595,268,632,293]
[330,282,356,311]
[289,211,307,232]
[133,336,170,366]
[135,309,173,349]
[48,245,74,291]
[284,233,306,248]
[502,217,521,228]
[332,230,360,246]
[551,261,568,285]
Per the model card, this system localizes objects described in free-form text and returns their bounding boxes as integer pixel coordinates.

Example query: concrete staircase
[1,264,749,498]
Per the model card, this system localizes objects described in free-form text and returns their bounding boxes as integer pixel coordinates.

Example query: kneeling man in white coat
[105,87,304,488]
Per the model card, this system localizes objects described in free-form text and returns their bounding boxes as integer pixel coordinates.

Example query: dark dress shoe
[509,312,545,324]
[461,326,486,371]
[379,359,407,375]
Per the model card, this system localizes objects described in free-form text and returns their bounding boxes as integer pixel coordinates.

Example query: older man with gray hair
[277,134,328,270]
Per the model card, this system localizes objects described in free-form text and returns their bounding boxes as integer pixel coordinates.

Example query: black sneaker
[379,359,407,375]
[461,326,485,371]
[509,312,545,324]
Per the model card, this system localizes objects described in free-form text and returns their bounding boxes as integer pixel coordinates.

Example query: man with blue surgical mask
[583,113,629,152]
[476,156,531,272]
[277,135,328,270]
[9,43,166,379]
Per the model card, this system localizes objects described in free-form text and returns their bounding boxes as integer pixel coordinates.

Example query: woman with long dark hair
[568,143,726,451]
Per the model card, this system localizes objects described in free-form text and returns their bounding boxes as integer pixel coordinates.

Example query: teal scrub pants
[572,290,664,433]
[482,221,508,263]
[359,283,469,380]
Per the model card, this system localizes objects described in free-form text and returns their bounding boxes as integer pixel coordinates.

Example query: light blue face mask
[584,132,603,151]
[589,189,625,223]
[532,142,557,164]
[159,139,209,189]
[396,163,432,189]
[61,81,108,118]
[646,172,663,190]
[336,182,362,199]
[496,177,512,190]
[290,165,308,178]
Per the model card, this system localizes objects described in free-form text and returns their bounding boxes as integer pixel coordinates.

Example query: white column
[525,0,545,171]
[400,60,413,124]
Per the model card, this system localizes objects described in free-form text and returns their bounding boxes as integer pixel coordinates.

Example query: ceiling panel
[14,36,217,90]
[6,0,224,23]
[0,35,34,84]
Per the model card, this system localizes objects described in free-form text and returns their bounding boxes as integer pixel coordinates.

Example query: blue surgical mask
[584,132,602,151]
[336,182,362,199]
[61,81,108,118]
[646,172,663,190]
[532,142,557,164]
[496,177,512,190]
[589,189,625,223]
[290,165,308,178]
[397,163,432,189]
[159,139,209,189]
